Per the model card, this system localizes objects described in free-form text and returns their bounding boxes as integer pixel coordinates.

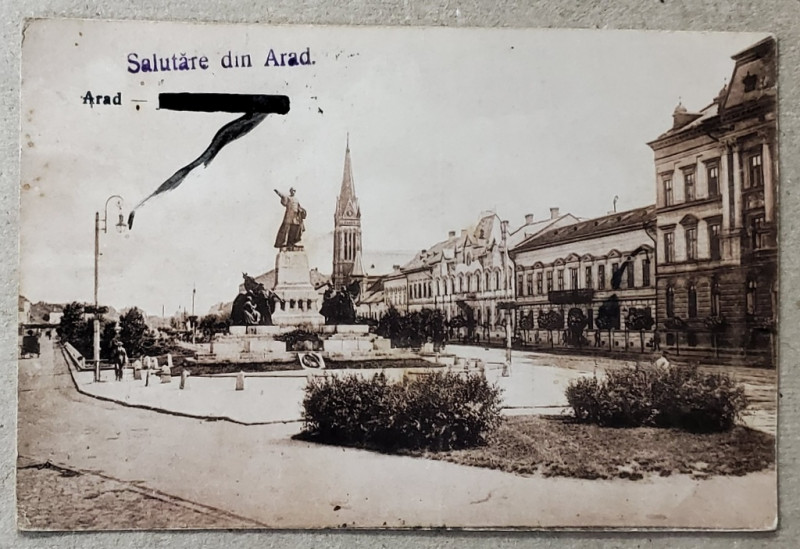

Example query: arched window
[476,273,482,292]
[666,285,675,318]
[688,283,697,318]
[746,279,758,315]
[495,270,501,290]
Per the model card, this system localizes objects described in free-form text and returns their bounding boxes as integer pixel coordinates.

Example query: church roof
[335,137,360,219]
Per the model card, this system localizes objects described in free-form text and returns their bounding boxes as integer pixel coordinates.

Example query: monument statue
[230,273,284,326]
[274,187,306,250]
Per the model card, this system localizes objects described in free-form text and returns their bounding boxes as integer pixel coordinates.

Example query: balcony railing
[547,289,595,304]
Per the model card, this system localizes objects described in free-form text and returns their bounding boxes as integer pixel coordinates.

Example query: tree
[538,309,564,348]
[596,295,621,351]
[119,307,149,358]
[100,321,119,359]
[566,308,588,347]
[199,312,231,341]
[58,302,86,347]
[626,308,655,352]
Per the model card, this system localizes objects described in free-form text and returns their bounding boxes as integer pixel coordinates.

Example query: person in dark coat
[112,340,128,381]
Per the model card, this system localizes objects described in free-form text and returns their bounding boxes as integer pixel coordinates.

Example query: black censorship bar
[158,93,290,114]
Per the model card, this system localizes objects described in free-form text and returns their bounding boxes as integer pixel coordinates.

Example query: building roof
[506,214,580,248]
[649,37,775,146]
[511,205,656,254]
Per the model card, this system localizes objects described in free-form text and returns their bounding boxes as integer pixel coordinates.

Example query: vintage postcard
[18,19,778,530]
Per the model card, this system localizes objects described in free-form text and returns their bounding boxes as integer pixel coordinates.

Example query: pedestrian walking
[112,340,128,381]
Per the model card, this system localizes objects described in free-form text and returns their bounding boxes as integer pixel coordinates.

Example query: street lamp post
[93,195,127,382]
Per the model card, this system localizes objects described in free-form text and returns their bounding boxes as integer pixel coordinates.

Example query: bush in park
[302,371,503,451]
[565,363,748,432]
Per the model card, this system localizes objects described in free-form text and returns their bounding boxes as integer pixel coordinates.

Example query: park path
[17,338,776,530]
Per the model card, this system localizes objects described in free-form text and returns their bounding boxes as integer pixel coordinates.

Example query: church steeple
[332,135,363,289]
[335,134,360,219]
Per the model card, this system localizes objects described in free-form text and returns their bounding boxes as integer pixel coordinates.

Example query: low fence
[62,341,86,369]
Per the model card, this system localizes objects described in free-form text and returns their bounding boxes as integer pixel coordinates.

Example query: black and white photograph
[17,19,778,530]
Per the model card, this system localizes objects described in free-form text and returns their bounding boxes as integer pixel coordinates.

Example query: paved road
[17,338,777,530]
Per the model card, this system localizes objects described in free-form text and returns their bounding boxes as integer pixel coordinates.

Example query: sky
[19,20,769,317]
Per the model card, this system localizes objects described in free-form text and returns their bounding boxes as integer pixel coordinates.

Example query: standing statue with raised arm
[274,187,306,250]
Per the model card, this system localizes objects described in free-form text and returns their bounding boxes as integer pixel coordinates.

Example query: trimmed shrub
[566,363,748,432]
[302,371,502,451]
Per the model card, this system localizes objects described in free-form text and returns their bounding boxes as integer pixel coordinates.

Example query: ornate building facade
[382,209,578,337]
[332,138,364,290]
[647,37,776,364]
[510,206,657,349]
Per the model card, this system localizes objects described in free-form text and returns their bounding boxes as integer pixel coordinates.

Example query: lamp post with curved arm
[93,195,127,382]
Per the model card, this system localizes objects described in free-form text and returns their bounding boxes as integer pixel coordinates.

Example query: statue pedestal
[270,250,324,327]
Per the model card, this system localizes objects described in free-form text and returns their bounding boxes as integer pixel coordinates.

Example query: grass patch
[324,358,441,370]
[173,357,440,376]
[171,361,301,376]
[405,415,774,480]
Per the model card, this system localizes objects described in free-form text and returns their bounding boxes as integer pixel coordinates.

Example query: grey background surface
[1,1,797,547]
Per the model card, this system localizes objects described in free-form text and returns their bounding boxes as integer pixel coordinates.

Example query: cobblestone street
[16,459,260,530]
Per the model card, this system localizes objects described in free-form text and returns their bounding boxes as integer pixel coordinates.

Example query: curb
[58,344,304,427]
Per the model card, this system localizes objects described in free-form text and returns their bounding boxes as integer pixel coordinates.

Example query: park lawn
[409,415,775,481]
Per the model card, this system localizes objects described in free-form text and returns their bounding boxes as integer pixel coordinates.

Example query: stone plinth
[271,250,324,327]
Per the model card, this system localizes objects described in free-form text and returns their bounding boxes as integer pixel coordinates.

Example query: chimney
[460,229,468,238]
[549,207,560,220]
[525,213,534,224]
[500,220,509,237]
[448,230,456,238]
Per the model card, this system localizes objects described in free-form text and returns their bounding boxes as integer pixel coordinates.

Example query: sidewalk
[60,344,776,435]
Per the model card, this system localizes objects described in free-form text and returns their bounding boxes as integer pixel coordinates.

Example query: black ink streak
[129,93,291,229]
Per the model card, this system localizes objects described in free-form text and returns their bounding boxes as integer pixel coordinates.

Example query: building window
[598,265,606,290]
[688,283,697,318]
[746,279,758,315]
[611,263,619,289]
[642,259,651,287]
[707,163,720,197]
[516,273,524,296]
[476,275,482,292]
[495,271,501,290]
[663,178,674,206]
[709,223,721,260]
[484,272,490,291]
[526,273,533,295]
[546,271,553,293]
[750,214,766,250]
[684,170,696,201]
[627,263,635,289]
[685,227,698,261]
[570,267,579,290]
[664,231,675,263]
[711,279,721,315]
[747,152,764,188]
[666,285,675,318]
[536,272,543,295]
[585,266,593,289]
[557,269,564,291]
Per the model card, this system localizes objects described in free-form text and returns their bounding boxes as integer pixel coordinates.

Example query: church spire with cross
[332,134,363,289]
